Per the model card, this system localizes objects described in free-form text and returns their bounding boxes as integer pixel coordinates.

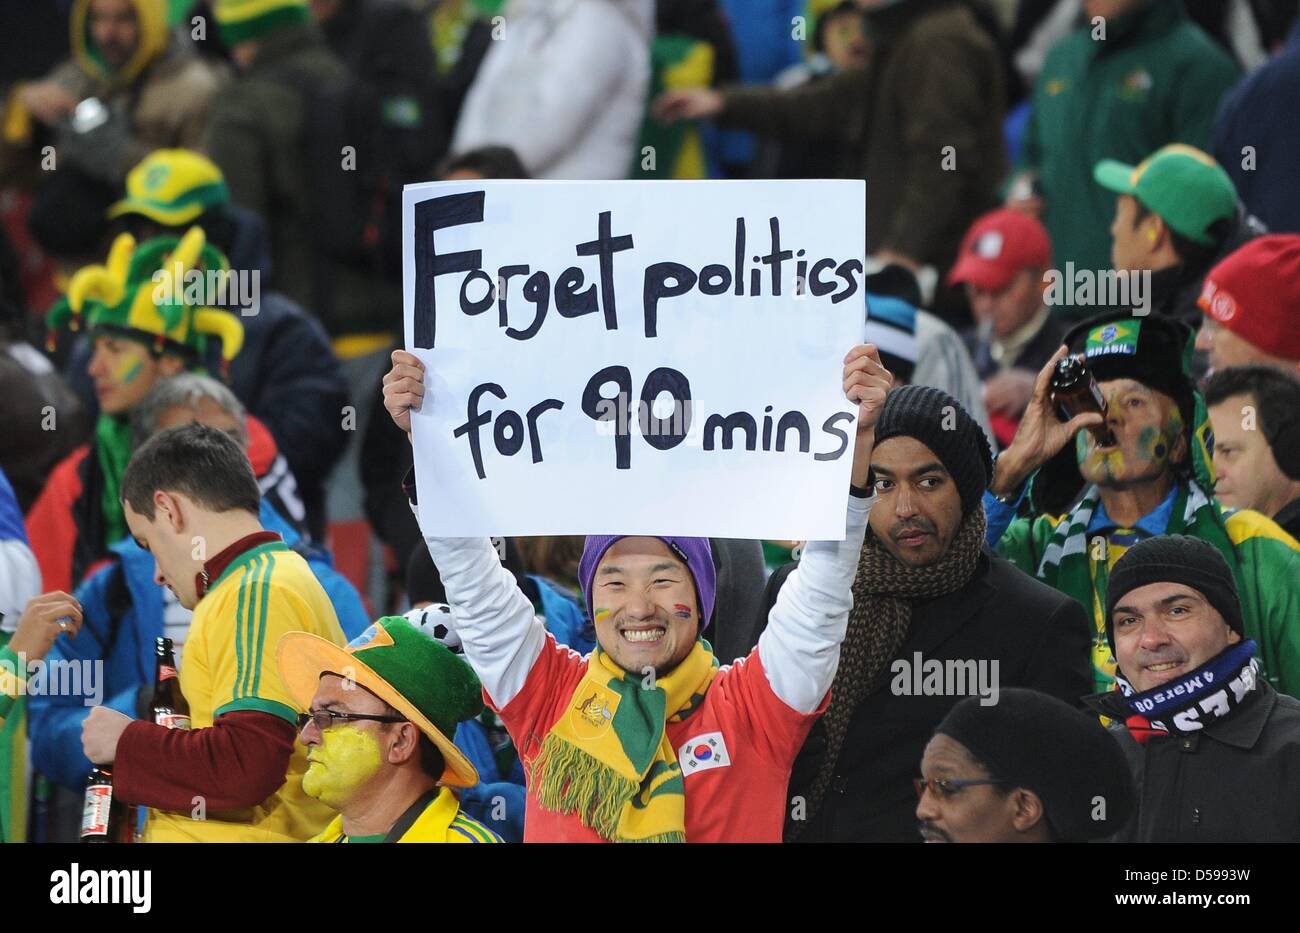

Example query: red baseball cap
[948,208,1052,292]
[1198,235,1300,361]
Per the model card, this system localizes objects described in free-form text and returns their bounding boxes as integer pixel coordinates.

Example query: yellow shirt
[310,787,501,843]
[143,540,346,842]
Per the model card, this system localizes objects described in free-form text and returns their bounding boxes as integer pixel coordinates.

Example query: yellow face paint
[113,355,144,386]
[594,608,612,625]
[302,726,384,808]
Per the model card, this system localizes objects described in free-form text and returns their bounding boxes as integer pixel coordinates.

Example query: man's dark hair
[122,421,260,520]
[436,145,529,180]
[1205,365,1300,451]
[1132,201,1231,270]
[813,1,861,53]
[418,734,446,781]
[380,699,445,780]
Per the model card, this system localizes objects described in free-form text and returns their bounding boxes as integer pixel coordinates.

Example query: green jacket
[1016,0,1238,317]
[0,638,24,842]
[995,480,1300,697]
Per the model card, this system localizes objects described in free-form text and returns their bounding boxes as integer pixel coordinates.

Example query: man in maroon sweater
[80,423,346,841]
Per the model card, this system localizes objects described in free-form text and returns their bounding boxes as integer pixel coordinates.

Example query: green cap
[1094,144,1237,246]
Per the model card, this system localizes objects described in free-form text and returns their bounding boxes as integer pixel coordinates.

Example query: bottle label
[81,785,112,837]
[159,664,178,682]
[155,712,191,730]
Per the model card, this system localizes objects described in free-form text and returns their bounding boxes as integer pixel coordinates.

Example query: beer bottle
[81,767,133,843]
[1050,356,1115,447]
[151,637,191,730]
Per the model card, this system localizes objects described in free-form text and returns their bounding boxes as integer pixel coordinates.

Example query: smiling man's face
[1112,581,1239,692]
[590,537,699,677]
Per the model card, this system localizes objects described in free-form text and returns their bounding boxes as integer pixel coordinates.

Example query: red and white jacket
[420,494,872,842]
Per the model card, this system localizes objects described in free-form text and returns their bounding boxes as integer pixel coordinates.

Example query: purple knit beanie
[578,536,716,627]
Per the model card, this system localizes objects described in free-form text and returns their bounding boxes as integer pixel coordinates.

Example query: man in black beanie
[767,385,1091,842]
[1084,534,1300,842]
[917,688,1134,843]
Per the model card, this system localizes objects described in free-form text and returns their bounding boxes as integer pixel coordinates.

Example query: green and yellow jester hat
[46,227,245,376]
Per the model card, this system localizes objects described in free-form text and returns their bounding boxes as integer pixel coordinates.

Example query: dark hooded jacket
[1086,681,1300,842]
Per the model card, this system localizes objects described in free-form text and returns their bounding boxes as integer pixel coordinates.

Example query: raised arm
[758,344,891,712]
[759,492,873,713]
[419,533,545,710]
[383,350,545,707]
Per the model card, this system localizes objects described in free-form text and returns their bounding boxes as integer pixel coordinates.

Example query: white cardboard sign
[402,179,865,539]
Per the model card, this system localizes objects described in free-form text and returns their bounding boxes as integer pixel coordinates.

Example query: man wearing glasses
[278,615,500,843]
[915,688,1134,843]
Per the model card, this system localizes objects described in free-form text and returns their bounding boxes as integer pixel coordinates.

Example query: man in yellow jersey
[278,615,501,843]
[80,422,346,841]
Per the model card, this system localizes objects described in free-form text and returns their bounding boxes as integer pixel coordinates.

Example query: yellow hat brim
[276,632,480,789]
[106,198,205,227]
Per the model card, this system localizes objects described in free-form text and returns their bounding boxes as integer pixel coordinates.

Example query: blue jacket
[453,718,527,844]
[710,0,802,168]
[1213,20,1300,235]
[27,499,369,790]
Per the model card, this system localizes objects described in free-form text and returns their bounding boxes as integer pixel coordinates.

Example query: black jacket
[1274,498,1300,542]
[1094,682,1300,843]
[761,546,1092,843]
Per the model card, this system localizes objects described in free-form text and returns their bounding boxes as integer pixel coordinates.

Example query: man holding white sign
[382,343,889,842]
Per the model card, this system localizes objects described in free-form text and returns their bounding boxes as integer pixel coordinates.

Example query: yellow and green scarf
[531,641,717,843]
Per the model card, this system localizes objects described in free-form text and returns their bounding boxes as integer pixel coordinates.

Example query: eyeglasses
[913,777,1008,799]
[296,709,406,733]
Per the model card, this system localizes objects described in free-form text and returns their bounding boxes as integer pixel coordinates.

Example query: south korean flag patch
[678,732,730,775]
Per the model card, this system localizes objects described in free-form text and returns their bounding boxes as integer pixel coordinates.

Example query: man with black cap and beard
[770,385,1091,843]
[916,688,1134,843]
[985,312,1300,697]
[1085,535,1300,842]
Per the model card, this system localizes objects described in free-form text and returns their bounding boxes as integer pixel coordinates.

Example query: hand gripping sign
[403,179,866,539]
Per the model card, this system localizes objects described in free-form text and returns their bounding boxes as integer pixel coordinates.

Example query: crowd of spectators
[0,0,1297,845]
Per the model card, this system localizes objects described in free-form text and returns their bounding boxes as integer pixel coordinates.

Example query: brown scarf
[790,507,987,837]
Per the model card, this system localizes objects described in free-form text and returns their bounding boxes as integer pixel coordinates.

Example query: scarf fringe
[532,732,637,841]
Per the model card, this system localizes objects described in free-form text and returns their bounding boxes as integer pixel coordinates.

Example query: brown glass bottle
[81,767,133,843]
[1050,356,1115,447]
[151,637,191,730]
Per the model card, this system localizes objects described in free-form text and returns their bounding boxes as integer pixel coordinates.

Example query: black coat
[1275,499,1300,543]
[1099,682,1300,843]
[766,546,1092,843]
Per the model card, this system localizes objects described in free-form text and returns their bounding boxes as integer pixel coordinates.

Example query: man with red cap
[951,208,1064,447]
[1197,234,1300,376]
